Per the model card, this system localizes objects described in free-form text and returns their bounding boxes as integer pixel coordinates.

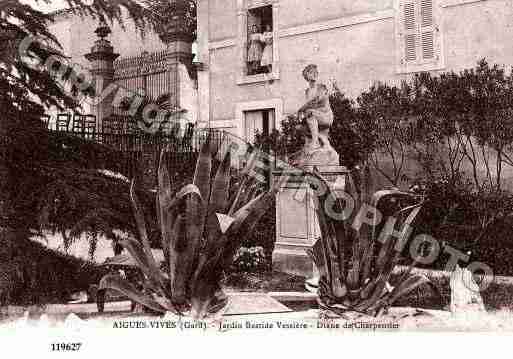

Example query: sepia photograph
[1,0,513,355]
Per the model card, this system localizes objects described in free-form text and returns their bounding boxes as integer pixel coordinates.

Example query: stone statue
[290,64,339,168]
[288,65,341,292]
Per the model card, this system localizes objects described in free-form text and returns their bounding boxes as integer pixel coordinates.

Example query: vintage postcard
[1,0,513,355]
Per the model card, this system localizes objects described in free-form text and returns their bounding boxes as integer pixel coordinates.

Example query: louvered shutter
[403,1,417,62]
[420,0,435,60]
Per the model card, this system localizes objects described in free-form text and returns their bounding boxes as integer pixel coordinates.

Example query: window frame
[243,108,276,143]
[395,0,445,74]
[236,0,280,85]
[234,98,283,141]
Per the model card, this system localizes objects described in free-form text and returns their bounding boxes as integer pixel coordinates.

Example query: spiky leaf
[119,238,167,294]
[193,138,212,204]
[190,256,226,319]
[169,215,187,304]
[129,181,164,285]
[99,274,167,314]
[386,274,433,307]
[158,147,174,264]
[209,150,231,215]
[357,204,422,311]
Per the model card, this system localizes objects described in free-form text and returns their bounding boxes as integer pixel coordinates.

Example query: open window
[237,1,279,84]
[246,5,274,76]
[244,108,275,143]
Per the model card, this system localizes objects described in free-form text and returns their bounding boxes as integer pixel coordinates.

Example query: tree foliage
[0,0,196,116]
[1,0,198,230]
[0,1,198,302]
[361,61,513,267]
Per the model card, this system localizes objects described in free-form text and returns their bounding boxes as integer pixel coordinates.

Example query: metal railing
[44,113,232,188]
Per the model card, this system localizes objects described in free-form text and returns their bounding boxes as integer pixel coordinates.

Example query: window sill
[237,70,280,85]
[396,60,445,74]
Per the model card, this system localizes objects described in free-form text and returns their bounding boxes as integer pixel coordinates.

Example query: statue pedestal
[272,166,349,278]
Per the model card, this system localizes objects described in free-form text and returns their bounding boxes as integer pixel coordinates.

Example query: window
[236,1,279,85]
[246,5,274,76]
[396,0,443,73]
[244,108,275,143]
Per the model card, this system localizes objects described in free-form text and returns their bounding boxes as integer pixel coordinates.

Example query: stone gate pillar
[85,20,120,132]
[157,0,197,130]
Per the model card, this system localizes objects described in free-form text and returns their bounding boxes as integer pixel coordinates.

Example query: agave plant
[306,167,440,317]
[98,139,284,319]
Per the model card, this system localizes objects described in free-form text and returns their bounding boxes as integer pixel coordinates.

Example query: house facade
[196,0,513,142]
[46,1,513,144]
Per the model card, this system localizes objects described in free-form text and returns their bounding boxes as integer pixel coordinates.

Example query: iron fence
[45,113,230,188]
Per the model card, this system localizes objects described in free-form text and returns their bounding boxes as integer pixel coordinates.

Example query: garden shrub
[1,117,160,306]
[410,177,513,276]
[239,197,276,266]
[0,230,108,306]
[231,246,268,273]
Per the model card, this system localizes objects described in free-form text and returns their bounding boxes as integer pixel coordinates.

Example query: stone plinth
[272,166,349,277]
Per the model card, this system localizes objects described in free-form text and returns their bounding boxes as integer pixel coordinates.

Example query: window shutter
[397,0,441,72]
[420,0,435,60]
[403,2,417,62]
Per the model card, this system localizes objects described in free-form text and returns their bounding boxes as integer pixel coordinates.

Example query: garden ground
[21,233,513,313]
[223,269,513,313]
